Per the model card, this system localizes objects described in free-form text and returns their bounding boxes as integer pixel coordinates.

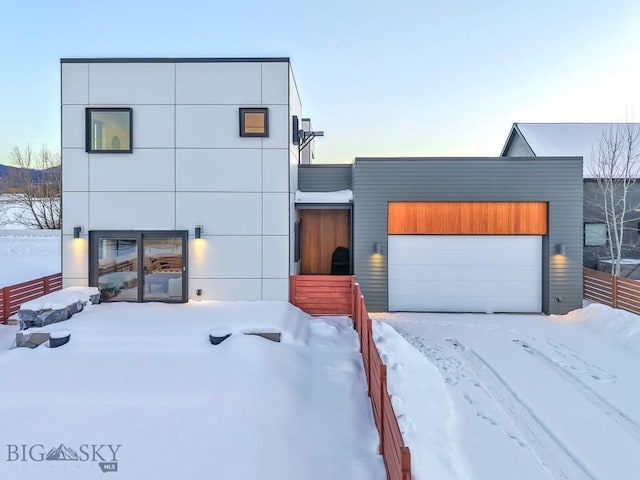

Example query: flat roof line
[60,57,290,64]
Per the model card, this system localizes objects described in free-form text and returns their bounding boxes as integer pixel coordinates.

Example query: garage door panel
[390,238,541,266]
[391,235,540,251]
[390,251,540,267]
[389,294,541,313]
[389,275,541,295]
[389,264,542,283]
[388,235,542,312]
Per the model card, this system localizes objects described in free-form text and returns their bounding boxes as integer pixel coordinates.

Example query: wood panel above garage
[388,201,547,235]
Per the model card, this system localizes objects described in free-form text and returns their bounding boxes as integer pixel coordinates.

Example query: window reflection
[97,238,138,301]
[87,109,131,152]
[143,237,183,301]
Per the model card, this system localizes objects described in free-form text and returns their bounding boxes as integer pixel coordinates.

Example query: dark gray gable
[501,124,536,156]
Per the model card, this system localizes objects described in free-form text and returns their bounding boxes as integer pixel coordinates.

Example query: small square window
[584,223,607,246]
[86,108,132,153]
[239,108,268,137]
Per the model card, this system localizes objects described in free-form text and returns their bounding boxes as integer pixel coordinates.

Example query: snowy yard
[372,305,640,480]
[0,229,60,287]
[0,302,384,480]
[3,232,640,479]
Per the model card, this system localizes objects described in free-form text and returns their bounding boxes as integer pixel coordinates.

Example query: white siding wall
[288,66,303,275]
[61,60,293,301]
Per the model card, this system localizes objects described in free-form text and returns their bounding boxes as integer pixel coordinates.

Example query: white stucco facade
[61,58,301,301]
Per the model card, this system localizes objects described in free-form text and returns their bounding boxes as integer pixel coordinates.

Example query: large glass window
[90,231,187,303]
[584,223,607,246]
[86,108,132,153]
[96,238,138,301]
[143,236,184,302]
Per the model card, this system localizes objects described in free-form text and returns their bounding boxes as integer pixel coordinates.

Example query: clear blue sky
[1,0,639,165]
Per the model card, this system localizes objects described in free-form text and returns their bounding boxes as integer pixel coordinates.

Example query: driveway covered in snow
[372,306,640,480]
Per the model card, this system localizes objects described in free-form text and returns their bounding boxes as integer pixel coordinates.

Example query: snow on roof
[295,189,353,204]
[512,123,640,178]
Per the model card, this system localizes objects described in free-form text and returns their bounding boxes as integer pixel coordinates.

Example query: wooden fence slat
[289,275,411,480]
[584,268,640,316]
[1,287,8,322]
[1,273,63,323]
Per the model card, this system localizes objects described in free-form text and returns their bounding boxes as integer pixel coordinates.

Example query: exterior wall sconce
[195,226,203,239]
[373,243,382,254]
[73,226,83,239]
[555,243,566,256]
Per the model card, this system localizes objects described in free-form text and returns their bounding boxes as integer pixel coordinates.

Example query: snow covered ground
[0,229,60,287]
[3,233,640,479]
[0,194,30,229]
[372,306,640,480]
[0,301,385,480]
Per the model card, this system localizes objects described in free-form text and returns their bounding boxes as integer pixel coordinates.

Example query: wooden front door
[299,209,351,274]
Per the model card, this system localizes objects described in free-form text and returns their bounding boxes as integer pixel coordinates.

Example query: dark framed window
[89,230,188,303]
[239,108,268,137]
[86,108,132,153]
[584,223,607,246]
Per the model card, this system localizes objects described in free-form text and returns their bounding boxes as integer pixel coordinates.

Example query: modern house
[502,123,640,270]
[61,58,583,315]
[297,158,582,315]
[61,57,301,303]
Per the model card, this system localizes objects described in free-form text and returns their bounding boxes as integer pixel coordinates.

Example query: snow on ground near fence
[0,229,60,288]
[372,307,640,480]
[0,301,385,480]
[0,195,29,230]
[566,303,640,357]
[0,323,16,351]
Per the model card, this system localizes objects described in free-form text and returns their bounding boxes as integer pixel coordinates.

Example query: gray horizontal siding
[298,165,352,192]
[583,180,640,268]
[352,157,583,314]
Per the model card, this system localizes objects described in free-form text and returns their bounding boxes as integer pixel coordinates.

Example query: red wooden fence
[0,273,62,323]
[290,275,411,480]
[584,267,640,315]
[289,275,354,315]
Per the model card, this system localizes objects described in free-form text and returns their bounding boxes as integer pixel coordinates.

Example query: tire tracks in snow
[446,338,598,480]
[513,339,640,444]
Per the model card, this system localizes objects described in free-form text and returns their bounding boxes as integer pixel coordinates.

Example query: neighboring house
[61,59,583,315]
[502,123,640,270]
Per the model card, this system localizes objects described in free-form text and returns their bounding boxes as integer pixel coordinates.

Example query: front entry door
[90,231,188,303]
[299,209,351,274]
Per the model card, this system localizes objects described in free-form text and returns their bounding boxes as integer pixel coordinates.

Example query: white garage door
[388,235,542,312]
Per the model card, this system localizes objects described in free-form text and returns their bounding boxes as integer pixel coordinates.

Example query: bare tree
[589,123,640,275]
[0,145,61,229]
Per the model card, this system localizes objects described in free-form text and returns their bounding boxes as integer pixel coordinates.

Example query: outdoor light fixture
[555,243,566,256]
[195,226,202,239]
[373,243,382,254]
[73,226,83,239]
